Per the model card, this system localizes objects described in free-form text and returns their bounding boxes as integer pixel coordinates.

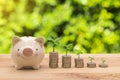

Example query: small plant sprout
[89,56,94,63]
[47,36,61,52]
[62,43,73,56]
[101,58,106,64]
[75,49,83,59]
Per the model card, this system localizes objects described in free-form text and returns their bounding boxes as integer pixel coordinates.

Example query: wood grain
[0,54,120,80]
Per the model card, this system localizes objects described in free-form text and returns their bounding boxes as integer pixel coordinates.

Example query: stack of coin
[75,58,84,68]
[99,63,108,68]
[62,55,71,68]
[87,62,96,68]
[49,52,58,68]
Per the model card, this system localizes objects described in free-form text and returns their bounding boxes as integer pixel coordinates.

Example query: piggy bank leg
[32,65,40,70]
[15,65,23,70]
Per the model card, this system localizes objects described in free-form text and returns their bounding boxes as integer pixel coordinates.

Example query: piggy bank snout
[23,48,33,57]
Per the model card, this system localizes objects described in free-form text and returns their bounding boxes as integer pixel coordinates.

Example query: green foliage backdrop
[0,0,120,53]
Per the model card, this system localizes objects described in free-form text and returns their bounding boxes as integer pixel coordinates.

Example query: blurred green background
[0,0,120,54]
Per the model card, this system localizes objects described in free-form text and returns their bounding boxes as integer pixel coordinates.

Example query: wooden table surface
[0,54,120,80]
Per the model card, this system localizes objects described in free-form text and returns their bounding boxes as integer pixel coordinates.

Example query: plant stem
[103,60,105,64]
[103,62,104,64]
[90,59,92,63]
[53,46,55,52]
[78,55,80,59]
[66,49,67,56]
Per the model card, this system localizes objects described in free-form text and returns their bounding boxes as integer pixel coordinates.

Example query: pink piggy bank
[11,36,45,70]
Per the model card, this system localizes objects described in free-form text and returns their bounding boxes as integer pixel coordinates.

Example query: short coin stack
[62,55,71,68]
[75,58,84,68]
[87,62,96,68]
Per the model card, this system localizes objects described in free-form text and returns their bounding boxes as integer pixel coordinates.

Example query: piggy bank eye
[18,49,20,51]
[36,48,38,51]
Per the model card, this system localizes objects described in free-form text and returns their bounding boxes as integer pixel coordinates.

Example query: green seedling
[47,36,61,52]
[74,49,83,59]
[62,43,73,56]
[89,56,94,63]
[101,58,106,64]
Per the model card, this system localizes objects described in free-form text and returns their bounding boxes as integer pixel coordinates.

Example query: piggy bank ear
[12,36,21,46]
[35,37,44,48]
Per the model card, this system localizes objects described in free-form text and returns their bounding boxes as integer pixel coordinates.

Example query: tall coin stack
[49,52,58,68]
